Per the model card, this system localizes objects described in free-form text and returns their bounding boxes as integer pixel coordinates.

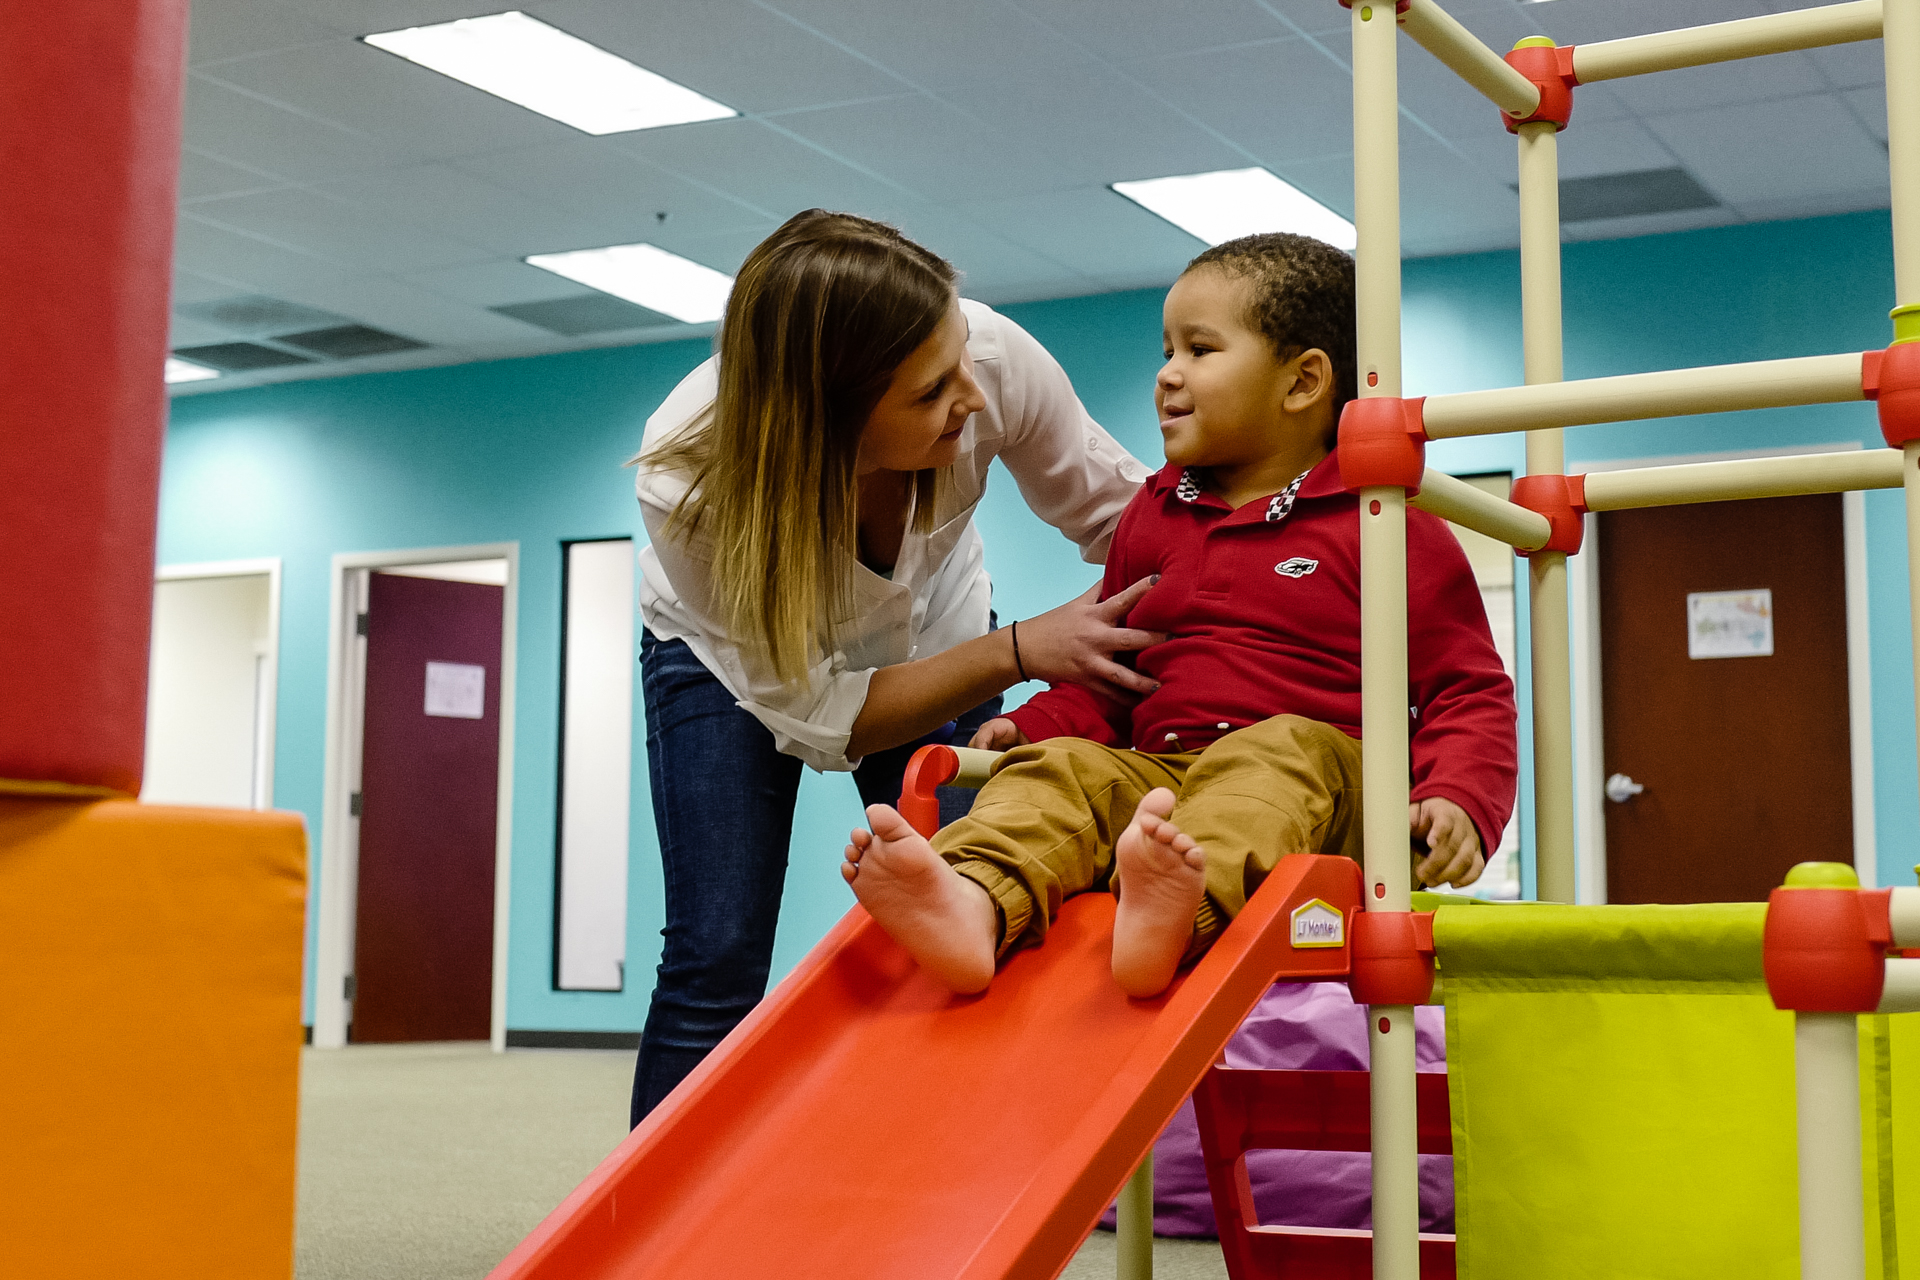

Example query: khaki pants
[931,714,1365,960]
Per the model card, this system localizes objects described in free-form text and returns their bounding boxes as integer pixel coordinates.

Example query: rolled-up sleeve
[987,312,1146,564]
[639,485,876,772]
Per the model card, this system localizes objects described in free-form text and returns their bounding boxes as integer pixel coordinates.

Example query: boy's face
[1155,268,1325,471]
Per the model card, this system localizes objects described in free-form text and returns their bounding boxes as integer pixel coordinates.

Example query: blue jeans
[631,629,1002,1124]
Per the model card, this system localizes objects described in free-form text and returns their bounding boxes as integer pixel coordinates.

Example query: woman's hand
[1410,797,1484,888]
[1013,577,1166,696]
[968,718,1029,750]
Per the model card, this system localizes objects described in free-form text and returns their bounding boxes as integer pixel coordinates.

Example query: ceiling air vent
[277,324,429,359]
[170,342,315,372]
[175,295,350,336]
[491,294,676,336]
[1557,167,1719,223]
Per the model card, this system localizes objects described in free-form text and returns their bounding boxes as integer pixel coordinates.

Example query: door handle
[1605,773,1646,804]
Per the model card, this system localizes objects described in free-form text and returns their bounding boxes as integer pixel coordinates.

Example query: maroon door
[1598,494,1852,905]
[353,572,503,1042]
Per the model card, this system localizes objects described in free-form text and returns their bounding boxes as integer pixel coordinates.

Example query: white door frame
[312,542,519,1051]
[1567,444,1876,903]
[153,557,283,809]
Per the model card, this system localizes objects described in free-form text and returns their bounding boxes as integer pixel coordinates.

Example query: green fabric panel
[1890,1014,1920,1272]
[1437,902,1797,1279]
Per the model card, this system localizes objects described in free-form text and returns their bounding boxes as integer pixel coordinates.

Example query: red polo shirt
[1004,454,1518,849]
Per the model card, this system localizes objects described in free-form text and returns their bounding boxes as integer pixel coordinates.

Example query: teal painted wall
[159,208,1910,1032]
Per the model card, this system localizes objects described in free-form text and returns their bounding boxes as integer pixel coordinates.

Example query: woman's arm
[845,576,1161,760]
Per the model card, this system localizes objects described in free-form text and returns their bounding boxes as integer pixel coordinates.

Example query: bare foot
[843,804,998,994]
[1111,788,1206,998]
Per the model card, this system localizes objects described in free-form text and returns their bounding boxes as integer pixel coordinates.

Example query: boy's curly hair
[1185,233,1358,426]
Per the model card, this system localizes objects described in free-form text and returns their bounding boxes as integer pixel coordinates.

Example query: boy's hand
[969,718,1029,750]
[1410,797,1484,888]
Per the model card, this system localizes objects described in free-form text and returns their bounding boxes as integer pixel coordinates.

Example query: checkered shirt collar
[1174,468,1309,522]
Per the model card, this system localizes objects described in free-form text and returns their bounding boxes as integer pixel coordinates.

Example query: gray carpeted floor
[295,1042,1227,1279]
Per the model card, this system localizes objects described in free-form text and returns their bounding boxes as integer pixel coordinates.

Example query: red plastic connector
[1337,396,1428,494]
[1502,42,1577,134]
[1509,473,1587,556]
[1347,910,1436,1006]
[1864,343,1920,448]
[898,744,959,838]
[1764,884,1893,1013]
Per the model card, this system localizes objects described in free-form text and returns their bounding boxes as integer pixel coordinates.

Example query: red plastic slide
[488,852,1362,1280]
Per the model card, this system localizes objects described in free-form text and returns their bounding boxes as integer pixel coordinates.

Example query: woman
[631,210,1159,1122]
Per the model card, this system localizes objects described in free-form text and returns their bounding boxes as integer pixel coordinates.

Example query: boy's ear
[1285,348,1336,409]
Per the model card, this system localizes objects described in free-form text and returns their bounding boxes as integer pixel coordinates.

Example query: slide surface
[488,853,1363,1280]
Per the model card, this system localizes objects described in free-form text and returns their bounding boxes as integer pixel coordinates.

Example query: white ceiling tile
[187,0,339,66]
[1245,0,1353,39]
[401,259,591,307]
[1599,49,1828,115]
[173,215,363,291]
[611,118,915,225]
[178,148,289,202]
[532,0,908,113]
[453,138,769,246]
[1643,93,1890,208]
[1126,39,1352,168]
[774,95,1084,202]
[941,65,1250,188]
[1845,85,1888,143]
[184,74,419,181]
[1805,38,1886,90]
[1009,0,1289,62]
[313,165,614,257]
[641,223,787,278]
[1552,118,1684,180]
[202,40,578,162]
[265,274,543,346]
[171,269,247,306]
[167,317,240,348]
[1529,0,1775,47]
[755,0,1097,93]
[272,0,526,37]
[189,188,491,273]
[879,205,1097,299]
[957,187,1204,283]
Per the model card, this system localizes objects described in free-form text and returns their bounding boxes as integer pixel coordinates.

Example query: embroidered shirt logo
[1290,898,1345,949]
[1275,557,1320,578]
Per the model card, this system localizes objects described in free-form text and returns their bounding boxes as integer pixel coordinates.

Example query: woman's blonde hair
[642,210,959,684]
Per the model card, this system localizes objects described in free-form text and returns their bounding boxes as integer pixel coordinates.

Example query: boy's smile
[1156,267,1337,511]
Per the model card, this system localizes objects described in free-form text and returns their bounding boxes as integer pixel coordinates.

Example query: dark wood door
[353,572,502,1042]
[1599,494,1852,904]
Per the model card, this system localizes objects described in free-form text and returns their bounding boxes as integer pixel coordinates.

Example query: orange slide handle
[898,744,962,838]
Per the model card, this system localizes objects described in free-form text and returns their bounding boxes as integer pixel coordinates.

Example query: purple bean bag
[1100,982,1453,1237]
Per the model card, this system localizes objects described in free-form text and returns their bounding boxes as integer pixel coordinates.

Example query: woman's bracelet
[1010,620,1029,683]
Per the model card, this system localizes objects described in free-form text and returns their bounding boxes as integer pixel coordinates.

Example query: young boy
[841,233,1517,998]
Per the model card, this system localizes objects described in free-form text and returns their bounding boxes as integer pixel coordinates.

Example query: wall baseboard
[505,1029,640,1050]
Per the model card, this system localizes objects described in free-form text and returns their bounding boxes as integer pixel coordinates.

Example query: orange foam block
[0,799,307,1279]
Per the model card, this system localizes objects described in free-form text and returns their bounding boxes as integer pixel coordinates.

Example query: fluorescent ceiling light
[1112,168,1357,252]
[525,243,734,324]
[164,357,220,384]
[363,11,737,136]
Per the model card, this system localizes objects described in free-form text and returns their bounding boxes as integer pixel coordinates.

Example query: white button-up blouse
[635,299,1149,772]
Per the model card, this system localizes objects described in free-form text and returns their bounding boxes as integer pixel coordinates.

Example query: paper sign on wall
[1686,589,1773,660]
[425,661,486,718]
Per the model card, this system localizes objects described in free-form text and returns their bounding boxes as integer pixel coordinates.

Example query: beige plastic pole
[1352,6,1419,1280]
[1420,352,1869,438]
[1887,0,1920,826]
[1796,1011,1866,1280]
[1399,0,1539,116]
[1515,112,1575,905]
[1115,1154,1153,1280]
[1409,468,1553,549]
[1574,1,1882,83]
[1580,449,1902,510]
